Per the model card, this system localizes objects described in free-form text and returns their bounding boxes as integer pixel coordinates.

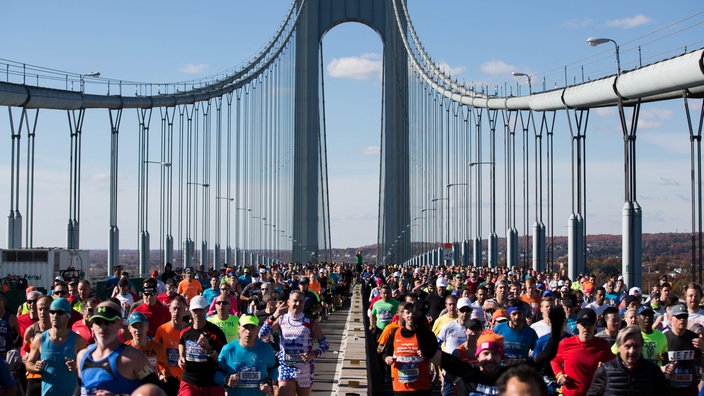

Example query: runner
[259,290,329,396]
[216,315,277,396]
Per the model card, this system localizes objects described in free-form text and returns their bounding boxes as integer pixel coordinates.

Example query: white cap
[457,297,472,310]
[393,271,401,278]
[629,286,642,296]
[54,276,64,282]
[189,295,208,310]
[436,277,448,288]
[557,280,565,287]
[617,275,624,281]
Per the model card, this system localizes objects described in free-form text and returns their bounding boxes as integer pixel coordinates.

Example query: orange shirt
[154,321,184,379]
[520,293,542,314]
[126,339,171,379]
[391,331,430,392]
[378,321,401,347]
[309,281,321,295]
[177,279,202,303]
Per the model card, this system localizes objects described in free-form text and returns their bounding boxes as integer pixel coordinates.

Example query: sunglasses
[92,318,118,327]
[54,290,67,295]
[261,288,270,291]
[220,288,228,291]
[215,301,230,305]
[49,310,66,315]
[27,300,37,304]
[143,292,154,297]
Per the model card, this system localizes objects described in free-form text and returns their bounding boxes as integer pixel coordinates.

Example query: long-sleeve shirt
[550,335,614,396]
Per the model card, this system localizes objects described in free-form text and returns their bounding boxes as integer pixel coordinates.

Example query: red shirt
[133,302,171,338]
[550,335,614,396]
[157,292,176,307]
[17,313,37,339]
[72,320,95,345]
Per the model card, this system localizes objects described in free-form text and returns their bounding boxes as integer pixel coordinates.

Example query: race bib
[166,348,179,366]
[397,362,419,384]
[237,366,262,388]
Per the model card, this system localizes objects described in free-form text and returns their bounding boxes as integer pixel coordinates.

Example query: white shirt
[437,319,467,353]
[530,320,551,338]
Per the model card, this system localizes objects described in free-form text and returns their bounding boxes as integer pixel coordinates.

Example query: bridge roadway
[312,283,442,396]
[311,283,369,395]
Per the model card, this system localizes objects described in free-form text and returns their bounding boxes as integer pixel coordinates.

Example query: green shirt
[371,298,399,330]
[207,314,240,343]
[611,329,668,365]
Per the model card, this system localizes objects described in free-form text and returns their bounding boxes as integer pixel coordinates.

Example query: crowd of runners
[362,264,704,396]
[0,261,355,396]
[0,256,703,396]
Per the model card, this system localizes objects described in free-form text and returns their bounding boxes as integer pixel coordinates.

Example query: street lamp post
[469,161,496,267]
[186,182,210,269]
[512,72,532,95]
[447,183,467,265]
[588,36,641,287]
[216,196,234,269]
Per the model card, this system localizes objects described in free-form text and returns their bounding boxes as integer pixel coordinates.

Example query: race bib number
[237,366,262,388]
[397,362,419,384]
[166,348,179,366]
[185,340,208,362]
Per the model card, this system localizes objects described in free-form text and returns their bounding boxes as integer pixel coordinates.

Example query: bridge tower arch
[292,0,409,263]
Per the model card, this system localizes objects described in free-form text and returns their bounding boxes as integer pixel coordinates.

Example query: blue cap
[542,290,554,298]
[128,312,148,326]
[50,298,72,314]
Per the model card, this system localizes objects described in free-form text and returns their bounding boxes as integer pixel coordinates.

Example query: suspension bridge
[1,1,704,290]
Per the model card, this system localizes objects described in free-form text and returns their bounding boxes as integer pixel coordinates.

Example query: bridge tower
[292,0,409,263]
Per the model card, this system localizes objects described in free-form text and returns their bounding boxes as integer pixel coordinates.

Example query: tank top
[0,311,12,352]
[79,343,142,395]
[391,330,430,392]
[40,330,77,396]
[278,312,314,366]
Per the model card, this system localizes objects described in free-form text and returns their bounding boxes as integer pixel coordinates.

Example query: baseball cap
[617,275,624,281]
[54,275,65,282]
[393,272,401,278]
[557,280,565,287]
[457,297,472,311]
[629,287,642,296]
[576,308,597,325]
[243,268,250,273]
[624,295,640,307]
[638,306,654,316]
[671,304,689,317]
[150,270,158,277]
[560,286,569,292]
[90,301,122,322]
[466,319,483,331]
[189,295,209,311]
[492,309,508,323]
[50,298,72,314]
[542,290,554,298]
[128,312,148,326]
[185,267,194,274]
[436,277,448,288]
[300,277,310,284]
[239,314,259,327]
[142,278,157,293]
[475,332,505,357]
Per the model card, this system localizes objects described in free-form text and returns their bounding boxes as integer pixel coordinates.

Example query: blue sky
[1,1,703,250]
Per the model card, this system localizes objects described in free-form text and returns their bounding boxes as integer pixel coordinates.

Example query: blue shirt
[216,340,277,395]
[203,288,221,306]
[493,322,538,360]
